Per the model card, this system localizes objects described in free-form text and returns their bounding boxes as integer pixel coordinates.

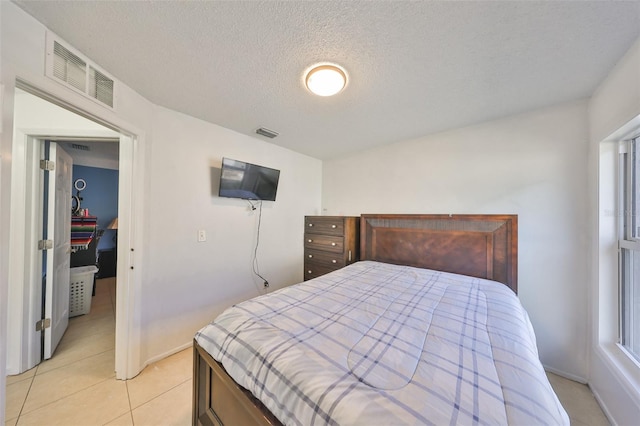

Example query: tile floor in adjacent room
[6,277,610,425]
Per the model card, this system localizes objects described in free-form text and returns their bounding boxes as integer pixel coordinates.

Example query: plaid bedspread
[196,261,569,425]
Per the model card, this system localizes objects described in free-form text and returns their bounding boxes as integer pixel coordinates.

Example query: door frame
[6,80,144,380]
[6,132,46,373]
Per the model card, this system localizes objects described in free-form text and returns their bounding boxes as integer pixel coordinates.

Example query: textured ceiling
[14,1,640,160]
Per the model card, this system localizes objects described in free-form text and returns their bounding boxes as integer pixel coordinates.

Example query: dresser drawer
[304,217,344,236]
[303,216,360,281]
[303,262,336,280]
[304,234,344,253]
[304,249,346,268]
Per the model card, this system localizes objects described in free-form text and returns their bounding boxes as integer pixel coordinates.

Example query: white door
[43,142,73,359]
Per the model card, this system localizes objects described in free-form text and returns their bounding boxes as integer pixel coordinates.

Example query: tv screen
[218,158,280,201]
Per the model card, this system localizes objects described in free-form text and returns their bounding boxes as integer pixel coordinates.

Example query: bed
[193,214,568,425]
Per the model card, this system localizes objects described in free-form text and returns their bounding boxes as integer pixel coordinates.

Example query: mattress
[195,261,569,425]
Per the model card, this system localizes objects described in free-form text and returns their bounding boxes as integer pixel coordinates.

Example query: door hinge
[39,160,55,171]
[35,318,51,331]
[38,240,53,250]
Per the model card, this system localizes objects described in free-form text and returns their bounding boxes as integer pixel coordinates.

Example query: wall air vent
[46,33,115,109]
[53,41,86,92]
[256,127,279,139]
[88,67,114,107]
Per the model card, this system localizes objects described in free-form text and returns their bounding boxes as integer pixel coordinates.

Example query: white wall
[12,89,120,136]
[140,106,321,362]
[588,37,640,425]
[0,2,322,422]
[323,100,591,380]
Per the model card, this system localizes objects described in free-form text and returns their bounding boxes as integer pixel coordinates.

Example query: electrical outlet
[198,229,206,242]
[263,281,269,288]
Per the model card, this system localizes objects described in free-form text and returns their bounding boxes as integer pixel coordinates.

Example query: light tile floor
[5,278,191,426]
[6,277,610,425]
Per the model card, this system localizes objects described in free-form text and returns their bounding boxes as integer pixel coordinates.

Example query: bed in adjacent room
[193,214,569,425]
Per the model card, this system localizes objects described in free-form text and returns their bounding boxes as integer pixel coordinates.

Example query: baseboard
[590,386,617,426]
[590,345,640,425]
[543,364,588,384]
[141,341,193,370]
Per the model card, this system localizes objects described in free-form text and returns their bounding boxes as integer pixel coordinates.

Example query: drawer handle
[308,254,313,258]
[308,239,313,243]
[331,225,337,228]
[308,223,313,227]
[331,242,336,246]
[332,259,337,263]
[307,270,312,274]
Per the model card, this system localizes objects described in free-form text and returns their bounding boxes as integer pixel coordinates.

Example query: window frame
[619,137,640,364]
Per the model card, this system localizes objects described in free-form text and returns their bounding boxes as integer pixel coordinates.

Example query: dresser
[304,216,360,280]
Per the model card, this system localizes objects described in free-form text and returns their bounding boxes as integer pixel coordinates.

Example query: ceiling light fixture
[305,64,347,97]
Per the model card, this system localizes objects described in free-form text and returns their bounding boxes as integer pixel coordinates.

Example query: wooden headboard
[360,214,518,293]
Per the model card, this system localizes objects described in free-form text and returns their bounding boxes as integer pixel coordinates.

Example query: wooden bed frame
[193,214,517,426]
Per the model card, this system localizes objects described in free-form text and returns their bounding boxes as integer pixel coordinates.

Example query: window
[620,137,640,362]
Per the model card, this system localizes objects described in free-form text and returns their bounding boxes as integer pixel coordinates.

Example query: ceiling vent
[70,143,90,151]
[46,33,115,109]
[256,127,279,139]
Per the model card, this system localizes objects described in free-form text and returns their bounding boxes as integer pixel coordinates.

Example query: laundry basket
[69,265,99,317]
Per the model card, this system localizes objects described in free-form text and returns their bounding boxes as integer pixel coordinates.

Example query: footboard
[193,339,281,426]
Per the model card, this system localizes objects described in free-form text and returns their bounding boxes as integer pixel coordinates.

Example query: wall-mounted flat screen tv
[218,157,280,201]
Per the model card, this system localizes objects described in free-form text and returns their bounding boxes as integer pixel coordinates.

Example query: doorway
[56,140,120,360]
[5,86,137,381]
